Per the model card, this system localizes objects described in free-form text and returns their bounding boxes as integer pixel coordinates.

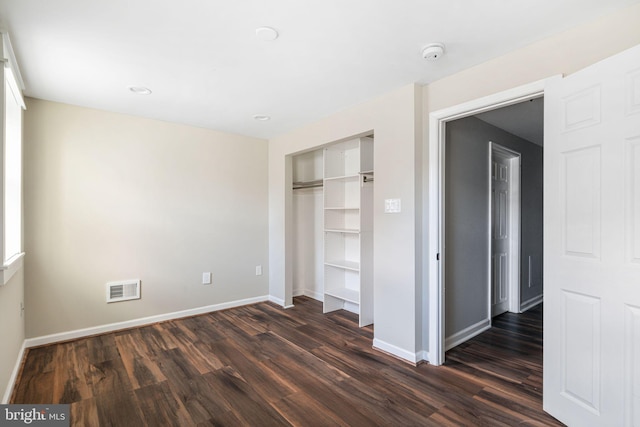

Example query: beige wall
[23,99,269,338]
[269,84,424,360]
[0,269,24,402]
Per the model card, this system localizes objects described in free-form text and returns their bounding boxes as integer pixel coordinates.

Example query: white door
[492,151,511,317]
[544,44,640,426]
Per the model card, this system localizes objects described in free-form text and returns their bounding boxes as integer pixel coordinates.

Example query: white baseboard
[425,350,440,365]
[372,338,418,364]
[445,318,491,351]
[2,341,26,404]
[520,294,543,313]
[268,295,285,306]
[268,295,294,309]
[25,295,270,348]
[303,289,323,302]
[293,288,323,302]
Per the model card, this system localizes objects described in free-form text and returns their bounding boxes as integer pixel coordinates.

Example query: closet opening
[291,135,374,327]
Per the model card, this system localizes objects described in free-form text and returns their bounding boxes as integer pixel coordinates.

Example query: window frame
[1,33,26,286]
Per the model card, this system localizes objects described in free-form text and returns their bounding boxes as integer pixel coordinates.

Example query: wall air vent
[106,279,141,303]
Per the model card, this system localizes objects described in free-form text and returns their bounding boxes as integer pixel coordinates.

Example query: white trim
[269,294,294,309]
[1,252,24,285]
[268,295,285,306]
[509,154,522,314]
[427,112,445,365]
[292,288,324,302]
[373,338,418,364]
[303,289,323,301]
[25,295,270,348]
[1,33,25,92]
[520,294,543,313]
[4,66,25,109]
[428,77,554,366]
[2,341,25,404]
[444,318,491,351]
[487,143,492,327]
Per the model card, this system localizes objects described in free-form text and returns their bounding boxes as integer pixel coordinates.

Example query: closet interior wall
[292,149,324,301]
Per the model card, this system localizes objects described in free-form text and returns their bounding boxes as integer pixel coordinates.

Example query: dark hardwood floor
[12,297,563,426]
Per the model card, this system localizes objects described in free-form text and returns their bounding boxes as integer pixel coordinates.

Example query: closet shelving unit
[323,136,373,327]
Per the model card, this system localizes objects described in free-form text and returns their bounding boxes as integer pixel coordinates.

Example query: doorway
[443,110,540,352]
[428,78,548,365]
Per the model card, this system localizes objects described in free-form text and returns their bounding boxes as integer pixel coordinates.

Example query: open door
[491,144,521,317]
[544,44,640,425]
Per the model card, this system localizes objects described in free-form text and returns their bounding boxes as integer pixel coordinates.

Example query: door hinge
[437,253,440,261]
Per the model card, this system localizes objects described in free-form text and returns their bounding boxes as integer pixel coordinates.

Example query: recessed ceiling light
[253,114,271,121]
[255,27,279,42]
[128,86,152,95]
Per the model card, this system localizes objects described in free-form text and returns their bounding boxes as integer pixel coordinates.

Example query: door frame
[427,77,553,366]
[490,142,521,317]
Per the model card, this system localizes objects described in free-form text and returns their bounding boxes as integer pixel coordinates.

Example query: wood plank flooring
[12,297,564,426]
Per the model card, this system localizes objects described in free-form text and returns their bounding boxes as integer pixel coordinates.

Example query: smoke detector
[422,43,445,61]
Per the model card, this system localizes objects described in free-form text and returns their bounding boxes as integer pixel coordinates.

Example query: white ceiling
[0,0,637,139]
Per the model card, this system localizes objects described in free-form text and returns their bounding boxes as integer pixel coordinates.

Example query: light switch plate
[202,272,212,285]
[384,198,401,213]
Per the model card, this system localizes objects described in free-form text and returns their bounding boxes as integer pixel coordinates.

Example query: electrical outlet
[255,265,262,276]
[202,272,212,285]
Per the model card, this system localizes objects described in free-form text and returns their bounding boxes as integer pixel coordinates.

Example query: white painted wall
[292,149,324,300]
[23,99,269,338]
[269,84,424,361]
[292,187,323,300]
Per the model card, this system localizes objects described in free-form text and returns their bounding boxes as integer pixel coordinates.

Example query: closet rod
[293,179,323,190]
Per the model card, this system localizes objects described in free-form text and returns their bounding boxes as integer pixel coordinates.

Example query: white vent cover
[106,279,141,303]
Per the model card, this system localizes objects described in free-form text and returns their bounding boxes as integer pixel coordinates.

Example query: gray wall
[445,116,543,338]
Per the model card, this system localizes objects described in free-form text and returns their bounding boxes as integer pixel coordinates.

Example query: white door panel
[492,154,511,317]
[544,44,640,426]
[627,136,640,264]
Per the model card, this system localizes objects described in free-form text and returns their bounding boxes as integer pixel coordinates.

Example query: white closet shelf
[325,260,360,271]
[324,228,360,234]
[322,136,373,327]
[325,288,360,304]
